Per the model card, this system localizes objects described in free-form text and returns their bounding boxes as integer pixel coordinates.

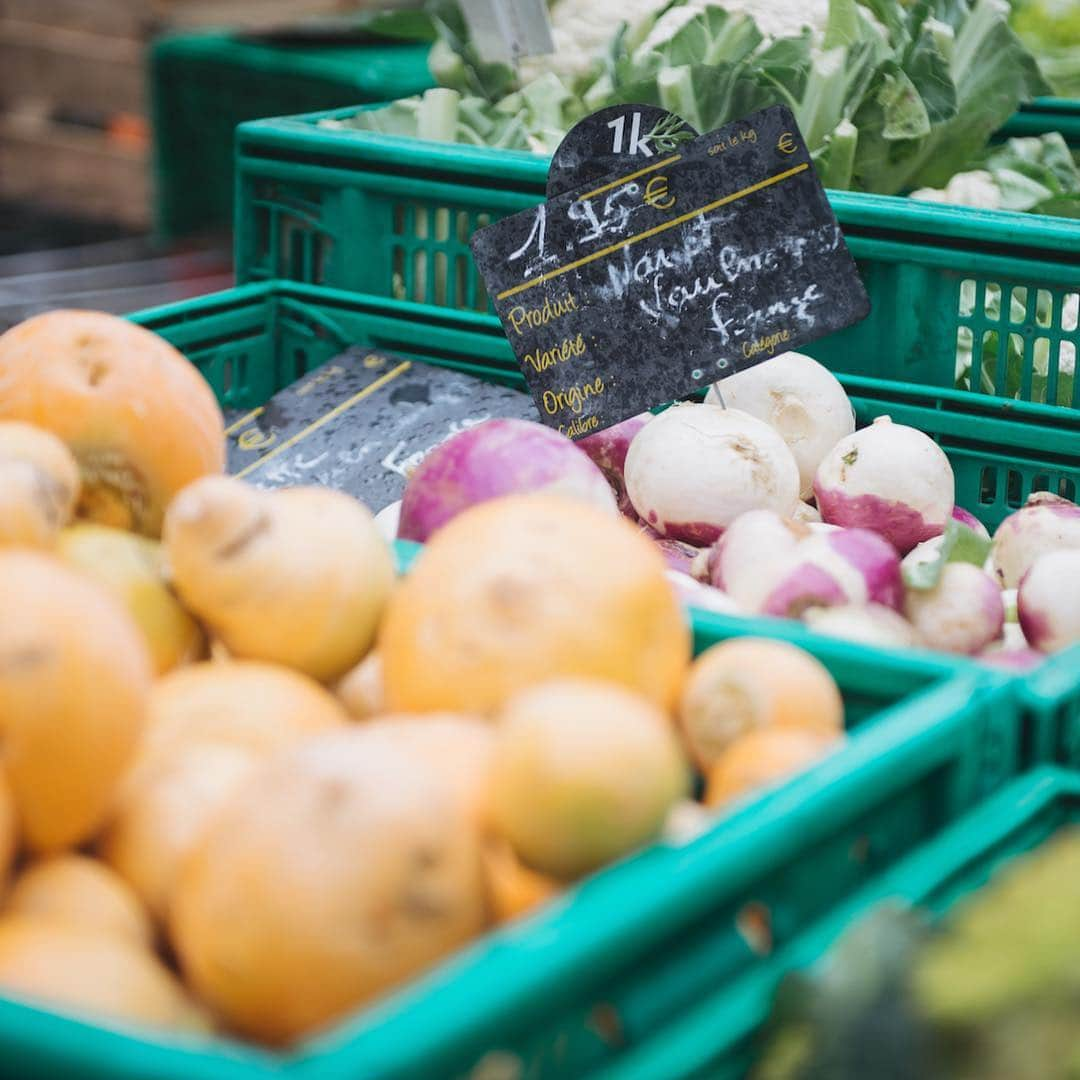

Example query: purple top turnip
[705,351,855,500]
[903,562,1004,654]
[990,493,1080,588]
[709,510,902,618]
[814,416,955,554]
[397,418,616,542]
[578,413,652,518]
[1017,548,1080,653]
[624,404,800,546]
[951,506,989,540]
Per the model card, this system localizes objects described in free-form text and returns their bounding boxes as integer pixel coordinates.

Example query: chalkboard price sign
[470,104,870,439]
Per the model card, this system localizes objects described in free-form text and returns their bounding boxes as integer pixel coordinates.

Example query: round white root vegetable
[665,572,742,615]
[990,493,1080,588]
[803,603,924,649]
[904,562,1004,654]
[624,404,800,546]
[705,351,855,499]
[163,477,394,683]
[814,416,954,554]
[951,506,990,541]
[1017,549,1080,653]
[794,501,822,524]
[397,418,616,542]
[711,511,902,617]
[578,413,652,518]
[978,645,1045,671]
[638,524,703,576]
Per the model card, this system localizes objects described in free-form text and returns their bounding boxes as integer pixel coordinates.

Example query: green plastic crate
[584,764,1080,1080]
[150,33,435,240]
[0,280,1019,1080]
[233,107,1080,411]
[134,276,1080,770]
[998,96,1080,145]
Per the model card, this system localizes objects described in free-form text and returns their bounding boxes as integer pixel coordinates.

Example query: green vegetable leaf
[903,516,993,591]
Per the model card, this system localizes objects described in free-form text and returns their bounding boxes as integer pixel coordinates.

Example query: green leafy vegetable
[327,0,1057,214]
[902,516,994,591]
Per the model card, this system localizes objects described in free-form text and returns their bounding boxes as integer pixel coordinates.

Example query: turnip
[904,563,1004,654]
[711,511,902,617]
[705,509,809,597]
[705,351,855,499]
[398,418,616,542]
[951,506,989,540]
[794,501,822,524]
[163,477,394,683]
[578,413,652,518]
[678,638,843,772]
[665,572,741,616]
[624,404,800,546]
[638,523,702,576]
[1017,549,1080,653]
[803,603,924,650]
[978,645,1045,671]
[814,416,954,554]
[990,493,1080,588]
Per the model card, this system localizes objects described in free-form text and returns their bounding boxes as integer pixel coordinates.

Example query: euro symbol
[237,427,276,452]
[644,175,676,211]
[777,132,797,155]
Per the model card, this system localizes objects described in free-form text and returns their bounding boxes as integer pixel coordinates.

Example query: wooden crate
[0,111,150,228]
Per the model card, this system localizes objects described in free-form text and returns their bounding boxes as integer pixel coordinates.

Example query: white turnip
[814,416,954,554]
[711,511,902,618]
[904,563,1004,654]
[624,404,800,546]
[705,351,855,499]
[398,418,616,542]
[1017,549,1080,653]
[990,493,1080,588]
[803,603,923,649]
[951,506,990,540]
[578,413,652,518]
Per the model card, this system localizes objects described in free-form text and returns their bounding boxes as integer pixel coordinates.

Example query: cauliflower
[642,0,831,48]
[911,170,1003,211]
[518,0,669,84]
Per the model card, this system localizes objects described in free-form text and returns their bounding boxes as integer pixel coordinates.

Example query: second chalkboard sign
[471,104,870,438]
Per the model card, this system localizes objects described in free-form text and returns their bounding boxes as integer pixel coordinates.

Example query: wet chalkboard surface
[471,104,870,439]
[225,350,536,510]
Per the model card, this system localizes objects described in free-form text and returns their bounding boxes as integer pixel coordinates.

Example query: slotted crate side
[586,766,1080,1080]
[235,116,1080,410]
[998,97,1080,145]
[152,36,434,238]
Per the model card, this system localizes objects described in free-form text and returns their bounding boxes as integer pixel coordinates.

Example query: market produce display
[329,0,1078,216]
[0,308,864,1049]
